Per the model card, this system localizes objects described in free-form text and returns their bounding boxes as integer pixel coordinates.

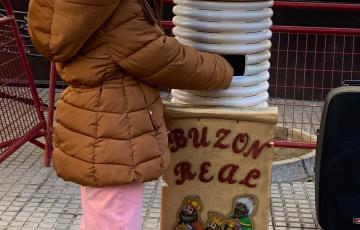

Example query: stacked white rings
[171,0,274,107]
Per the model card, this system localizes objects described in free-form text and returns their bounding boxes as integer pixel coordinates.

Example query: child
[28,0,233,229]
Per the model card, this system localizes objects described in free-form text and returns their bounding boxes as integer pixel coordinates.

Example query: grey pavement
[0,88,321,229]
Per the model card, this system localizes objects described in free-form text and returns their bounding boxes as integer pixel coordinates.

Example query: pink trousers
[80,183,144,230]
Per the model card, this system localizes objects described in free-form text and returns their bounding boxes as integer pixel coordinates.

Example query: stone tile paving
[0,88,321,229]
[0,143,320,230]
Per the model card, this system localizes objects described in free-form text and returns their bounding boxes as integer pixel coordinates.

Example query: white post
[171,0,274,107]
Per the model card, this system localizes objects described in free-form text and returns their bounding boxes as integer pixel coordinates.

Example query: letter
[188,127,211,148]
[213,129,231,149]
[239,169,261,188]
[169,129,188,153]
[244,140,272,159]
[218,164,238,184]
[199,162,214,183]
[232,133,249,154]
[174,161,197,185]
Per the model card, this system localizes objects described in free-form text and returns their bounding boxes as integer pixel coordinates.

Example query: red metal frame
[272,26,360,35]
[0,0,52,165]
[274,1,360,11]
[161,0,360,10]
[160,1,360,30]
[270,2,360,149]
[271,141,317,149]
[46,63,56,165]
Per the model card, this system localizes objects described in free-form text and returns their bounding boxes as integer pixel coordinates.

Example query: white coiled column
[171,0,274,107]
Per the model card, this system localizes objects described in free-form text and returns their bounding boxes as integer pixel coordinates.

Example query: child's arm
[28,0,233,90]
[28,0,119,62]
[117,35,234,90]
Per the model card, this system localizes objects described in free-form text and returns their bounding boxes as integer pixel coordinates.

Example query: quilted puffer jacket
[28,0,233,187]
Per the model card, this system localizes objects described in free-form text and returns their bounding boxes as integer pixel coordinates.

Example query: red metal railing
[273,1,360,11]
[0,0,52,165]
[270,27,360,149]
[269,2,360,149]
[272,26,360,35]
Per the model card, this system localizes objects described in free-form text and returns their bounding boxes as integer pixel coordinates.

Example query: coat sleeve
[117,35,234,90]
[28,0,119,62]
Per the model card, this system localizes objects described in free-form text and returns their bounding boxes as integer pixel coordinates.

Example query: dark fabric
[316,91,360,230]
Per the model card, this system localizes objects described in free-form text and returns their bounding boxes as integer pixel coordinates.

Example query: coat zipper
[138,82,160,133]
[147,107,160,132]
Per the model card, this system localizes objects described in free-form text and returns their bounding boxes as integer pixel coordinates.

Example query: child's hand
[221,55,245,76]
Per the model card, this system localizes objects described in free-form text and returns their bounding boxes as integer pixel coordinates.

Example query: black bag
[316,85,360,230]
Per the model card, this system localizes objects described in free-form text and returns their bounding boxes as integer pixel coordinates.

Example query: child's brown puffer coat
[28,0,233,187]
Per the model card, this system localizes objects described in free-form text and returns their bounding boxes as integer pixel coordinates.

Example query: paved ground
[0,88,321,229]
[0,143,320,230]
